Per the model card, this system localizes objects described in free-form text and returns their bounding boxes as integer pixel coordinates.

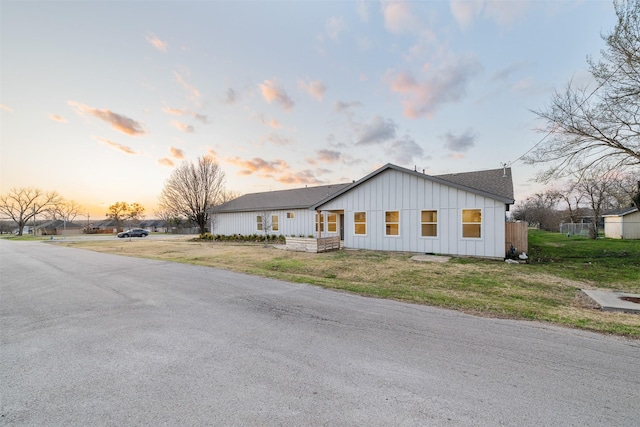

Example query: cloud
[381,1,421,34]
[1,104,14,112]
[259,80,295,111]
[491,61,530,82]
[298,78,327,101]
[48,114,67,123]
[442,129,476,153]
[145,32,168,52]
[263,134,293,146]
[223,88,237,105]
[158,158,174,167]
[386,136,424,164]
[174,70,201,99]
[449,0,483,30]
[388,55,482,118]
[206,148,218,160]
[356,0,369,22]
[278,170,324,185]
[257,114,282,129]
[356,115,397,145]
[69,101,146,135]
[450,0,529,29]
[162,107,209,124]
[95,136,138,155]
[226,157,289,175]
[169,146,185,159]
[317,149,342,163]
[334,100,363,111]
[325,16,347,41]
[171,120,194,133]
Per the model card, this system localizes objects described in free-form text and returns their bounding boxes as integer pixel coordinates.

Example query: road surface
[1,240,638,426]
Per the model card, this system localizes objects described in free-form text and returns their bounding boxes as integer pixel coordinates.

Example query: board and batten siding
[317,169,507,258]
[212,209,342,238]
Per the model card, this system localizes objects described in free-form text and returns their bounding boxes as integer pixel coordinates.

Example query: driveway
[1,240,638,426]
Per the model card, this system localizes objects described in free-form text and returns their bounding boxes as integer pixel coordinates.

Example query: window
[385,211,399,236]
[256,215,263,231]
[272,215,279,232]
[315,213,324,232]
[462,209,482,238]
[354,212,366,235]
[327,213,337,232]
[421,210,437,237]
[286,212,295,219]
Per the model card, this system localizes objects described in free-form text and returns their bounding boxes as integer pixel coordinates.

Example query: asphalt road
[1,240,638,426]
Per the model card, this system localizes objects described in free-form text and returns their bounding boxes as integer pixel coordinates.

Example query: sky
[0,0,618,220]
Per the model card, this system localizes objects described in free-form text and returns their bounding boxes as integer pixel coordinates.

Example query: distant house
[602,207,640,239]
[37,220,83,236]
[212,163,515,259]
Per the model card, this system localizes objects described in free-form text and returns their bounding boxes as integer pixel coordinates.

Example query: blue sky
[0,0,616,217]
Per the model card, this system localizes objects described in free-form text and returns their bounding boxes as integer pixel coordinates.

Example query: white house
[212,163,515,258]
[602,207,640,239]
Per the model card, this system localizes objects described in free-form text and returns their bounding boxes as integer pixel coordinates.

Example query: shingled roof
[212,183,351,212]
[312,164,515,209]
[214,163,515,213]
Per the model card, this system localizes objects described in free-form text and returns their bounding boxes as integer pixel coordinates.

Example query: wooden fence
[285,236,341,253]
[505,222,528,257]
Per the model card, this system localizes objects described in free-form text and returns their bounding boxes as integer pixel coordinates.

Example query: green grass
[527,230,640,289]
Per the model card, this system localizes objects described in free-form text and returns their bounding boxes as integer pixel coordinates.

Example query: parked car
[117,228,149,238]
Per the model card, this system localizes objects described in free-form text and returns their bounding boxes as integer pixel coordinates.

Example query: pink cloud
[145,32,168,52]
[277,170,323,185]
[48,114,67,123]
[69,101,146,135]
[158,158,174,167]
[95,136,138,155]
[174,71,201,99]
[162,107,209,124]
[170,120,194,133]
[226,156,289,175]
[388,55,482,118]
[170,147,185,159]
[1,104,14,112]
[259,80,294,111]
[382,1,420,34]
[298,78,327,101]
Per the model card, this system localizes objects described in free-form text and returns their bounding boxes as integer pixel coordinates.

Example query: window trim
[315,212,325,233]
[354,211,367,236]
[461,208,482,239]
[384,210,400,237]
[271,215,279,232]
[420,209,438,238]
[256,215,263,232]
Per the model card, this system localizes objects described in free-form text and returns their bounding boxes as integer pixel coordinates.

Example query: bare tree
[527,0,640,181]
[0,188,62,235]
[576,165,617,239]
[50,200,82,223]
[257,210,273,246]
[158,156,226,234]
[511,190,563,231]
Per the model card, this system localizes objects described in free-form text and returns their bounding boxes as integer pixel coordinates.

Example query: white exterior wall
[212,208,341,238]
[604,211,640,239]
[317,169,507,258]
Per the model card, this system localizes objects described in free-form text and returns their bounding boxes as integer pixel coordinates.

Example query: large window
[421,210,437,237]
[272,215,279,232]
[327,213,337,232]
[354,212,366,235]
[462,209,482,238]
[385,211,399,236]
[256,215,263,231]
